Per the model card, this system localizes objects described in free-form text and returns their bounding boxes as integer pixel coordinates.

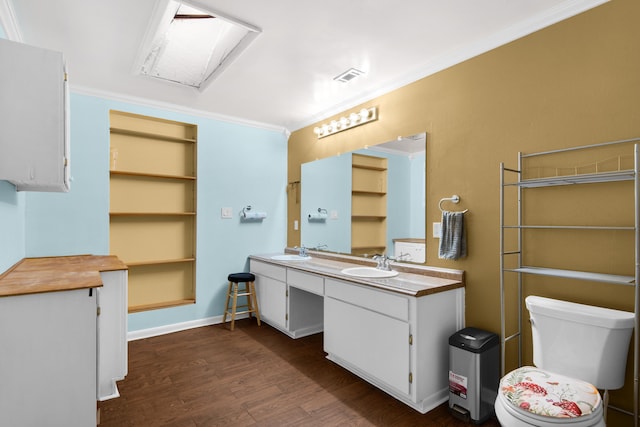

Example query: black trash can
[448,327,499,424]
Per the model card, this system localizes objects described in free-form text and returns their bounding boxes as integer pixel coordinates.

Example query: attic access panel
[136,0,261,90]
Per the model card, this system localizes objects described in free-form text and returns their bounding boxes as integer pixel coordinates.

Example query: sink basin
[270,254,312,261]
[341,267,399,278]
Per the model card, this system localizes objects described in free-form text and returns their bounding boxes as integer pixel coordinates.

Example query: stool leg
[248,281,261,326]
[230,282,239,331]
[223,281,233,326]
[244,282,254,321]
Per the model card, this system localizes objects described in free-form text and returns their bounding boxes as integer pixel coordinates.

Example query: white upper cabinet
[0,38,69,192]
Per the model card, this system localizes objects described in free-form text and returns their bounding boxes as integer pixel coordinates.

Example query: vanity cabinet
[249,254,464,414]
[324,277,464,413]
[0,39,70,192]
[252,261,288,330]
[325,279,410,394]
[250,261,324,338]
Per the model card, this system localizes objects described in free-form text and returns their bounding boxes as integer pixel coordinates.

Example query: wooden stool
[223,272,261,331]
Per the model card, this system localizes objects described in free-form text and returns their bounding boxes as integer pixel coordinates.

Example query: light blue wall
[301,154,351,252]
[409,152,426,238]
[0,182,25,272]
[6,92,287,333]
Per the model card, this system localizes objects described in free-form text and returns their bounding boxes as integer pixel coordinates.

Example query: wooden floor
[100,319,500,426]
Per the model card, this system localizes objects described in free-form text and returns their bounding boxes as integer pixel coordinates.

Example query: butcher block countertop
[0,255,128,297]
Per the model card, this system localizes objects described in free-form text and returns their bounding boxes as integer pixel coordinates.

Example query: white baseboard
[127,313,250,341]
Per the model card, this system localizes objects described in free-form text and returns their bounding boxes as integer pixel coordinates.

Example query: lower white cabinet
[251,260,324,338]
[255,274,288,330]
[249,258,464,414]
[324,278,464,414]
[0,288,97,427]
[98,269,128,401]
[325,296,410,394]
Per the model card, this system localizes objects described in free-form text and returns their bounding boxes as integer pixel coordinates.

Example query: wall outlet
[433,222,442,238]
[221,207,233,219]
[330,210,338,219]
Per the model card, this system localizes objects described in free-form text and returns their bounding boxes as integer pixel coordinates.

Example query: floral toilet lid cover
[499,366,602,419]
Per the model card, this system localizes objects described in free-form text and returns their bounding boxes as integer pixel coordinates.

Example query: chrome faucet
[372,254,391,271]
[295,246,308,257]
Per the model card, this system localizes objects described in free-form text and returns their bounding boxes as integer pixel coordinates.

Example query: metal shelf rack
[499,138,640,426]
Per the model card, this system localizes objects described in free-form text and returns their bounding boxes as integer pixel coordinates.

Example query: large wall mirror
[301,132,426,262]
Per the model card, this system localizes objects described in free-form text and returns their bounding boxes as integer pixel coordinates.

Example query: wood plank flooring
[99,319,500,426]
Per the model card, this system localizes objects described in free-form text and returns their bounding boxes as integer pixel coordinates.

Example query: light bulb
[359,108,369,120]
[340,117,349,127]
[350,112,360,123]
[313,127,321,135]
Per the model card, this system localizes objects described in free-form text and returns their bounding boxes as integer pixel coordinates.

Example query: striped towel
[438,210,467,260]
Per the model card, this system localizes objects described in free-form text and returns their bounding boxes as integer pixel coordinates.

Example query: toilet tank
[525,295,635,390]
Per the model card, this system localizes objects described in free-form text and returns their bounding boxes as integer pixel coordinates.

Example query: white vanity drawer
[287,270,324,295]
[325,279,409,321]
[250,261,286,282]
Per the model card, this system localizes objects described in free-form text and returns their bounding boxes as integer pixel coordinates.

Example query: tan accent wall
[288,0,640,418]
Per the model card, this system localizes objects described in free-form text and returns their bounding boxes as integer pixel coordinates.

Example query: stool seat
[223,272,260,331]
[228,272,256,283]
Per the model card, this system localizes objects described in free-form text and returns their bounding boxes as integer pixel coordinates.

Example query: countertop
[0,255,128,297]
[249,251,464,297]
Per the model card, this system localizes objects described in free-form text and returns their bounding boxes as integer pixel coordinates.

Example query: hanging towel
[438,210,467,260]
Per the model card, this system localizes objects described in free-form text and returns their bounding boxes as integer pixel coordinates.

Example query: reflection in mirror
[301,133,426,262]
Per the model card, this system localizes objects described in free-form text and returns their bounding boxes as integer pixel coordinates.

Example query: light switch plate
[330,210,338,219]
[433,222,442,238]
[221,207,233,219]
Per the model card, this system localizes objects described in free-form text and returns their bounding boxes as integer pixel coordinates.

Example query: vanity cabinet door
[254,274,287,330]
[324,295,411,395]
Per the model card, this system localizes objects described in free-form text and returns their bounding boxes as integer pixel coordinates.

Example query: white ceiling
[3,0,607,132]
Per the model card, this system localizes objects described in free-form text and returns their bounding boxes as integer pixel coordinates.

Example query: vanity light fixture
[313,107,378,139]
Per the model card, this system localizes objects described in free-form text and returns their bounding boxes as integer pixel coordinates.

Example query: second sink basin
[271,254,312,261]
[341,267,399,278]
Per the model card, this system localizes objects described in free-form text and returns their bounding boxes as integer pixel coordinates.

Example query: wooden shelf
[352,190,386,196]
[125,258,195,267]
[110,127,196,144]
[129,299,195,313]
[352,164,387,171]
[110,170,196,181]
[351,245,386,251]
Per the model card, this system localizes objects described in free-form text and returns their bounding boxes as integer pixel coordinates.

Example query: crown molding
[70,84,290,136]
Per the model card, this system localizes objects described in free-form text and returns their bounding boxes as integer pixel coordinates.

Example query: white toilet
[495,295,635,426]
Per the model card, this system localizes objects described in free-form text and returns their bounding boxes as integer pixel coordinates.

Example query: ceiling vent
[134,0,261,91]
[333,68,365,83]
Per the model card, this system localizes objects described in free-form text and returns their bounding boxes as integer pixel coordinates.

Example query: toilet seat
[496,367,604,427]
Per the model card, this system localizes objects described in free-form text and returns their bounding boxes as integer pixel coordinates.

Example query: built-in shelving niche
[109,110,197,312]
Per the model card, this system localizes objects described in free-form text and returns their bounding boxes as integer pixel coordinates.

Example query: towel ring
[439,195,468,213]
